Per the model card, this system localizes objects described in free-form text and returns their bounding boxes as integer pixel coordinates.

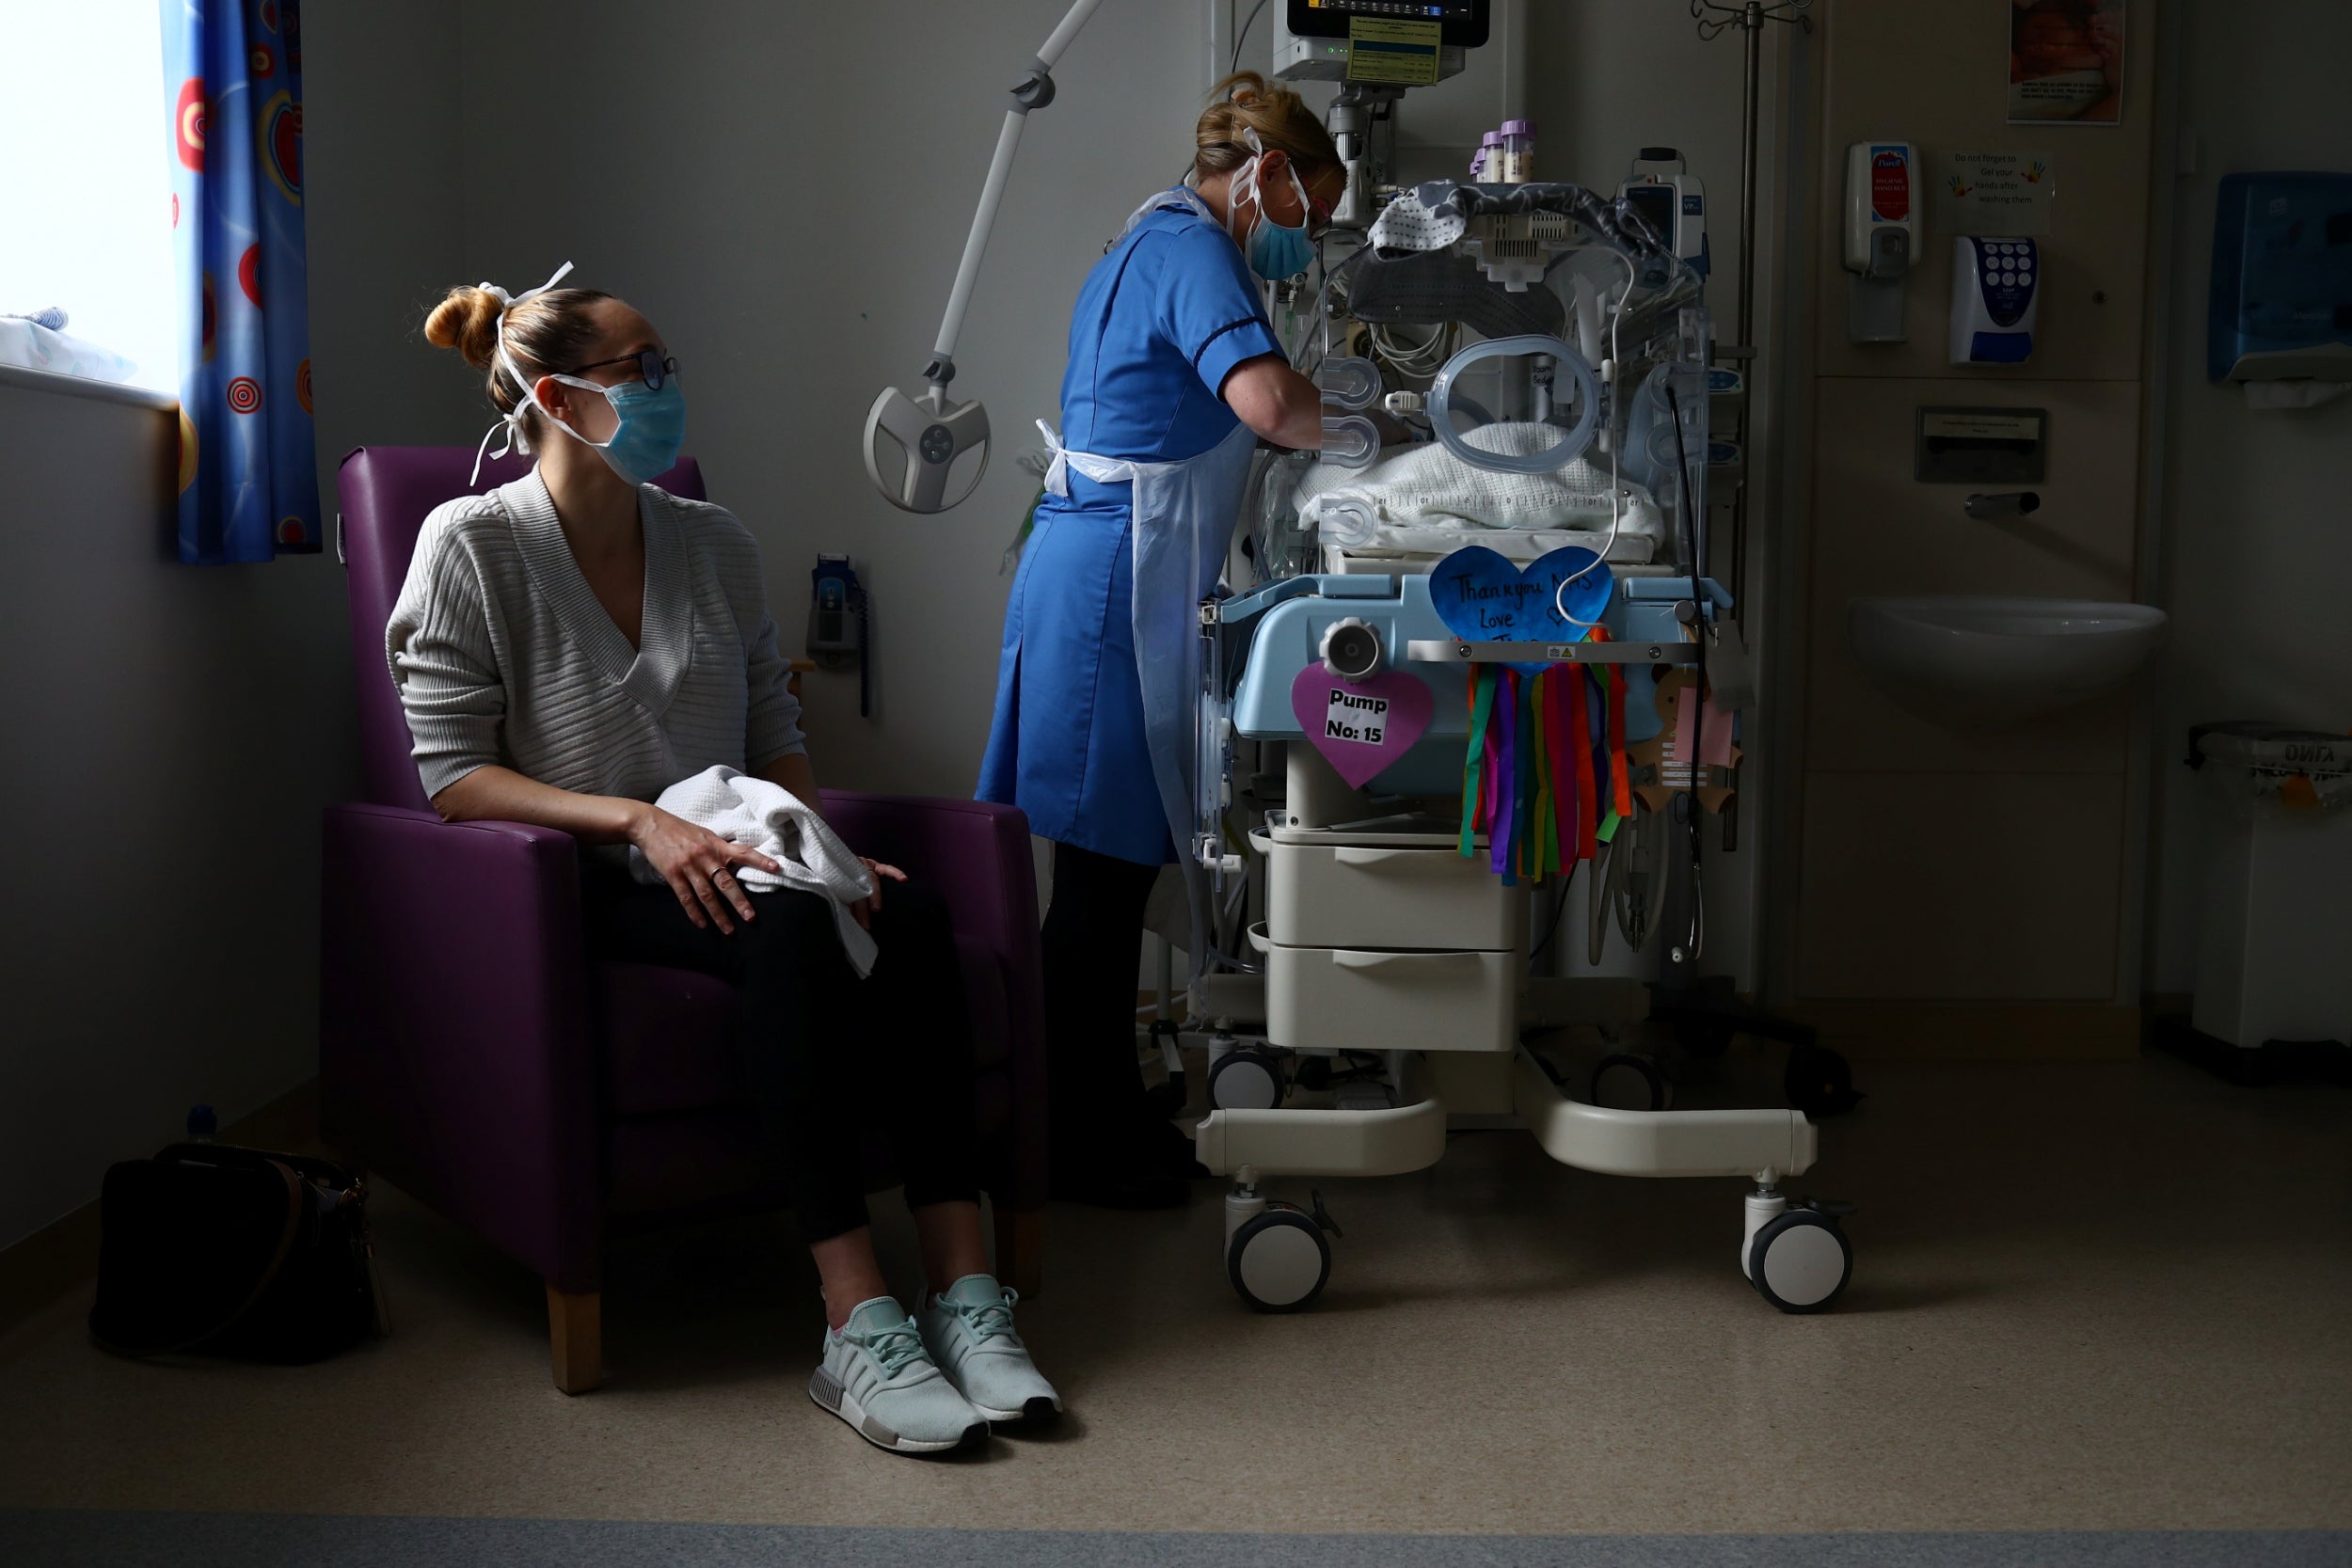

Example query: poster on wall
[2008,0,2124,124]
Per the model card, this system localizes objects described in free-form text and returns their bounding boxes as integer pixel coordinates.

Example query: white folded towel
[628,766,880,976]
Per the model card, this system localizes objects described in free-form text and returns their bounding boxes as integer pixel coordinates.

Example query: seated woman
[388,271,1057,1455]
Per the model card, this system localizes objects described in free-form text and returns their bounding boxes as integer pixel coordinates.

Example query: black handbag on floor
[88,1142,388,1363]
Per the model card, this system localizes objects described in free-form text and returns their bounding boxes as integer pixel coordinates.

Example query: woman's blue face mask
[537,369,686,486]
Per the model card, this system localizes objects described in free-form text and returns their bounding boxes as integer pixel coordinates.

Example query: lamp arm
[926,0,1109,388]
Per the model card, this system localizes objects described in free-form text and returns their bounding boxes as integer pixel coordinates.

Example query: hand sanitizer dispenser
[1950,237,2040,365]
[1845,141,1918,342]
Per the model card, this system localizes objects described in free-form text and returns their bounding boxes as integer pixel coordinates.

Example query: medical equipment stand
[1195,632,1855,1317]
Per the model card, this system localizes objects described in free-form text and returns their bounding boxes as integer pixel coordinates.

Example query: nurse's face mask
[1229,130,1317,282]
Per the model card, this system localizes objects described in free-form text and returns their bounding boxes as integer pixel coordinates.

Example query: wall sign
[1914,405,2049,484]
[1290,667,1434,789]
[1935,150,2057,235]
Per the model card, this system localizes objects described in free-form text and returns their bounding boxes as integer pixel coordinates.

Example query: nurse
[978,73,1352,1208]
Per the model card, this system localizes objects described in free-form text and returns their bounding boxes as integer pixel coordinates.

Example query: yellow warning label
[1345,16,1441,86]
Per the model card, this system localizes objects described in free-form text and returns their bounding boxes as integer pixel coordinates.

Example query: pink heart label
[1291,666,1436,789]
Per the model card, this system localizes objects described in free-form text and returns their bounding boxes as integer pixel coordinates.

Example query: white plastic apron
[1040,416,1259,974]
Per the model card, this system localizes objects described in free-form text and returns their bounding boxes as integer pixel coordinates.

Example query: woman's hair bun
[423,284,504,371]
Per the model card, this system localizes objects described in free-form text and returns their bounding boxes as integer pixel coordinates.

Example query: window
[0,0,178,396]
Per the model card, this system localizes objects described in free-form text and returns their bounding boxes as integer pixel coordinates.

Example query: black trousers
[583,870,981,1244]
[1040,842,1163,1170]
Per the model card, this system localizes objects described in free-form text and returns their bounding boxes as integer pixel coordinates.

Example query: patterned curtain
[162,0,318,565]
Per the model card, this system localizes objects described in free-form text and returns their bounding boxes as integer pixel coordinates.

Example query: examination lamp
[863,0,1107,514]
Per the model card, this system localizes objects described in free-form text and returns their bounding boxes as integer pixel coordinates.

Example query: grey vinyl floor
[0,1050,2344,1556]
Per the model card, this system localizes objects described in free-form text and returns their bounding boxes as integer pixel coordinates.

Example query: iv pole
[1692,0,1811,357]
[1643,1,1853,1124]
[1687,0,1808,857]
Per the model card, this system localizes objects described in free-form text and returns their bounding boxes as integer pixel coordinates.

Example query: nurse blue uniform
[977,194,1284,865]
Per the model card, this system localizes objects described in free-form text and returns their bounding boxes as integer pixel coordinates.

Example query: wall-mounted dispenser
[2208,171,2352,407]
[1950,237,2040,365]
[1845,141,1919,342]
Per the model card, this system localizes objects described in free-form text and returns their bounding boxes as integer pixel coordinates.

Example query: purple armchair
[320,447,1046,1393]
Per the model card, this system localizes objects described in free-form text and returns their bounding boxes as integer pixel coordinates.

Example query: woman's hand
[851,858,907,931]
[628,804,785,934]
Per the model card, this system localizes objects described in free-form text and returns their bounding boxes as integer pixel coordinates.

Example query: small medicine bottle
[1500,119,1535,183]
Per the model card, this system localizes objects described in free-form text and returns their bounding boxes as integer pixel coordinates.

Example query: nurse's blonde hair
[1195,71,1343,182]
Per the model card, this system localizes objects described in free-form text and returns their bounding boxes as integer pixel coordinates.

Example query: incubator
[1189,174,1854,1319]
[860,0,1854,1320]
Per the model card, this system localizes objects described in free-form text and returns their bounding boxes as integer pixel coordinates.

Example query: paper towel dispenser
[2207,171,2352,386]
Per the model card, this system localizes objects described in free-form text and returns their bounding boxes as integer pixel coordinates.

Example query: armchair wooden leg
[546,1285,602,1395]
[993,1205,1044,1300]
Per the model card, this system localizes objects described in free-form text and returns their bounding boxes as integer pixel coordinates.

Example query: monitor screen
[1286,1,1491,49]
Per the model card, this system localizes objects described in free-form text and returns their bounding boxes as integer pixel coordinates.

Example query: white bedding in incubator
[1294,421,1663,563]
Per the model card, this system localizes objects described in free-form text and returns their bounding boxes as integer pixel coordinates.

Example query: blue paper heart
[1429,545,1614,673]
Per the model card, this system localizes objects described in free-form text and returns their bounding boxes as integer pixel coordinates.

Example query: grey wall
[0,382,356,1249]
[0,2,469,1252]
[306,0,478,468]
[452,0,1214,796]
[2143,0,2352,992]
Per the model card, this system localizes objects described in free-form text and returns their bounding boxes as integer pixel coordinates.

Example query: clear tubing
[1552,245,1642,626]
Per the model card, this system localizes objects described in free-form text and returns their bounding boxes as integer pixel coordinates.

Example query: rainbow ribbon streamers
[1458,650,1651,885]
[1458,666,1497,858]
[1490,670,1518,883]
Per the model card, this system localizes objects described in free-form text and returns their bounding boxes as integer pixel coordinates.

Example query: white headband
[469,260,576,485]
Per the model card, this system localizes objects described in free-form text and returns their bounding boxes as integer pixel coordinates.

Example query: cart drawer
[1252,925,1517,1053]
[1255,832,1523,952]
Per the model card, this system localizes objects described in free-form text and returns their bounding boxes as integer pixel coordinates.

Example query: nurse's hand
[630,804,785,934]
[850,858,907,931]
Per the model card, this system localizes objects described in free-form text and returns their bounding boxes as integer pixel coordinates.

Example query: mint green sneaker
[810,1297,988,1454]
[916,1275,1062,1425]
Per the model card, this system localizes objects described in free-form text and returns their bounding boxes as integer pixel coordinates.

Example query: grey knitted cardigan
[386,469,806,805]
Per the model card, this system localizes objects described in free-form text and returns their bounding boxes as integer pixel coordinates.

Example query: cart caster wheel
[1208,1047,1284,1111]
[1228,1204,1331,1313]
[1786,1044,1864,1118]
[1591,1052,1670,1112]
[1748,1206,1853,1314]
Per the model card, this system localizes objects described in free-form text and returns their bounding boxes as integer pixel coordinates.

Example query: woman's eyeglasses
[564,348,679,391]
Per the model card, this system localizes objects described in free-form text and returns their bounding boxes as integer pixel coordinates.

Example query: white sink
[1846,595,2168,726]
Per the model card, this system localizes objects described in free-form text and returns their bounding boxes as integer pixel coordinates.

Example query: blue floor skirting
[3,1511,2346,1568]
